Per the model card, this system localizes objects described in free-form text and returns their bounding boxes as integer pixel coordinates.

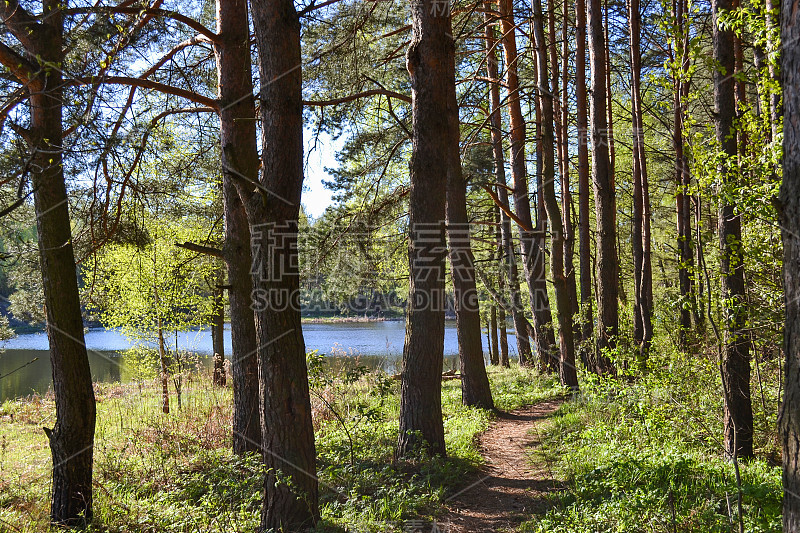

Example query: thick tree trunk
[489,306,499,365]
[28,1,97,523]
[780,0,800,522]
[484,8,533,364]
[397,0,455,457]
[215,0,263,455]
[499,0,557,370]
[211,284,226,387]
[712,0,753,460]
[628,0,652,368]
[575,0,595,371]
[532,0,578,389]
[588,0,618,373]
[247,0,319,526]
[446,115,494,409]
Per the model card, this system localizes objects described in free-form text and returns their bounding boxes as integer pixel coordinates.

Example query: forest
[0,0,798,529]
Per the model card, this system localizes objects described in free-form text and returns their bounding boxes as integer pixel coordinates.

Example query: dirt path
[443,399,563,532]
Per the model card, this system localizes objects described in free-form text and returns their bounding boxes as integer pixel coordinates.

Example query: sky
[302,129,341,219]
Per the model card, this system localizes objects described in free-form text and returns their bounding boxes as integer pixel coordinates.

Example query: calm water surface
[0,321,515,401]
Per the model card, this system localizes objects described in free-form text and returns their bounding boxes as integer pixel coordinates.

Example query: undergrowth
[522,333,783,533]
[0,361,561,532]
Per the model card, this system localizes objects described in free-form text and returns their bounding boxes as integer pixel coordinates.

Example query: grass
[0,361,562,532]
[520,334,783,533]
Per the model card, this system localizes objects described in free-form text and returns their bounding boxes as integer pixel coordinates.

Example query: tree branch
[480,184,533,232]
[72,76,219,110]
[175,241,224,258]
[304,88,411,106]
[0,0,41,50]
[0,41,37,85]
[62,7,219,42]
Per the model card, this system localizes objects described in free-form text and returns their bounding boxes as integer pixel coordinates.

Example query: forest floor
[443,399,563,532]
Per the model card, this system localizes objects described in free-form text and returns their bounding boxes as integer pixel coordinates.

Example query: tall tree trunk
[485,7,534,364]
[779,0,800,521]
[211,283,226,387]
[446,114,494,409]
[499,0,557,370]
[673,0,698,346]
[712,0,753,460]
[489,305,499,365]
[247,0,319,526]
[560,0,581,350]
[215,0,263,455]
[575,0,595,370]
[23,0,98,523]
[628,0,652,368]
[532,0,579,389]
[588,0,618,372]
[397,0,456,457]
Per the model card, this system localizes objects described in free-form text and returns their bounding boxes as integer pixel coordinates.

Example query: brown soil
[442,399,564,532]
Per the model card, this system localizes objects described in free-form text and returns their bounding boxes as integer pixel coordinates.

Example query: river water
[0,321,515,401]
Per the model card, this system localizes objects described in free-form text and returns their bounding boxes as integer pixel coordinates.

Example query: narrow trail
[443,398,564,532]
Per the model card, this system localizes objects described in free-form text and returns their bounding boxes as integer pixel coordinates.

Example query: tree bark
[560,0,581,352]
[575,0,595,371]
[247,0,319,526]
[588,0,618,373]
[20,0,98,523]
[489,305,499,365]
[628,0,652,368]
[484,6,534,365]
[780,0,800,521]
[397,0,456,457]
[673,0,698,346]
[499,0,557,370]
[214,0,263,455]
[712,0,753,460]
[532,0,578,389]
[446,104,494,409]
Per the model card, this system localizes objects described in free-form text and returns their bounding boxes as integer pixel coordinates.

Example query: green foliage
[520,338,782,532]
[85,208,218,375]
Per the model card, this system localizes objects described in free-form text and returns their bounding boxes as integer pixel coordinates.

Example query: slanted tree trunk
[446,111,494,409]
[214,0,263,455]
[712,0,753,460]
[628,0,652,368]
[246,0,319,526]
[588,0,618,373]
[499,0,557,370]
[780,0,800,521]
[575,0,595,370]
[484,7,533,364]
[397,0,455,457]
[211,283,226,386]
[531,0,578,389]
[4,0,99,523]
